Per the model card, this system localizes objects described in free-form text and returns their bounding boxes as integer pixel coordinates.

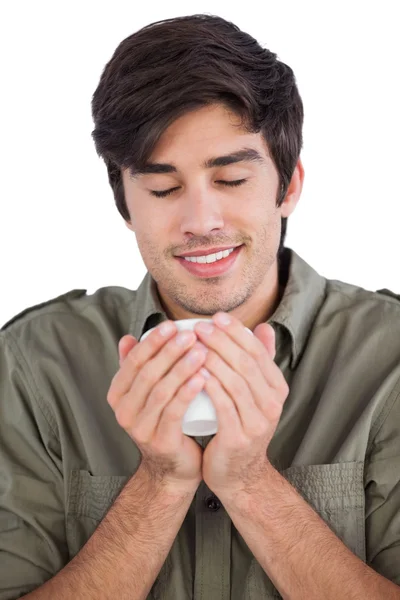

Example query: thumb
[254,323,276,360]
[118,335,138,367]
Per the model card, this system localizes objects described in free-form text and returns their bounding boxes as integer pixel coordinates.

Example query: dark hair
[91,14,304,257]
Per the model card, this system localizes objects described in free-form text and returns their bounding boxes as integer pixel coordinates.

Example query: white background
[1,0,399,326]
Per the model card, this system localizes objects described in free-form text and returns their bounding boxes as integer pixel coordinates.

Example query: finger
[254,323,276,360]
[196,315,283,390]
[119,335,137,366]
[133,342,208,440]
[156,373,205,443]
[196,317,286,427]
[107,321,177,409]
[203,349,264,434]
[202,372,242,439]
[113,331,200,431]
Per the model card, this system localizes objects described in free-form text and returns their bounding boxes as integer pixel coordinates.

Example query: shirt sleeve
[365,376,400,585]
[0,331,68,599]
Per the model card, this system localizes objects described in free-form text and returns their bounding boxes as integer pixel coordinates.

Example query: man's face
[121,103,300,319]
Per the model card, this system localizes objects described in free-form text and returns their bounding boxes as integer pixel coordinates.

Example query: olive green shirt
[1,247,400,599]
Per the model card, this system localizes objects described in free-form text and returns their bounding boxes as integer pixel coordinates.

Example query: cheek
[134,221,169,266]
[250,207,282,251]
[135,229,156,252]
[126,200,159,238]
[134,235,164,273]
[245,192,279,228]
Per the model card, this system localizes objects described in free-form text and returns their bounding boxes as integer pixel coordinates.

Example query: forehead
[153,104,262,152]
[132,106,270,177]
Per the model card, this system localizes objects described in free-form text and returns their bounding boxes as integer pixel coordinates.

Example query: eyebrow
[129,147,266,177]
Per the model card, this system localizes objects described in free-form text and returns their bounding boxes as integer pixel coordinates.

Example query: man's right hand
[107,322,208,490]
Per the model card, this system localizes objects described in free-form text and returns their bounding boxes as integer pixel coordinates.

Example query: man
[1,13,399,600]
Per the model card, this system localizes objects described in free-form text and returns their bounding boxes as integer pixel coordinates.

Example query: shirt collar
[129,247,326,370]
[130,272,166,342]
[269,248,326,369]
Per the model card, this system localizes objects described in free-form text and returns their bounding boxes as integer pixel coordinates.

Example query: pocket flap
[282,461,364,511]
[68,470,129,521]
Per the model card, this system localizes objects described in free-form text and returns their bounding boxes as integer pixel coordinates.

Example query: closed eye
[150,179,248,198]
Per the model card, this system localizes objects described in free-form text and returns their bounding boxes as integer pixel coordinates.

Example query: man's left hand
[194,312,289,499]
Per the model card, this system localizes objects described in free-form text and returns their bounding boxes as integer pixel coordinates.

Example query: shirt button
[205,494,221,511]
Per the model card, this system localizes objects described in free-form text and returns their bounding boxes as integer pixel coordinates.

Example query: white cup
[140,318,252,437]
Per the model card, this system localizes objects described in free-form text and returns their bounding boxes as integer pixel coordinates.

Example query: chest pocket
[66,469,172,600]
[245,461,365,599]
[66,470,129,560]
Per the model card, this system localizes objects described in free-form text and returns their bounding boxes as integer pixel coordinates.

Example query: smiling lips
[175,244,243,278]
[178,245,241,258]
[183,248,235,265]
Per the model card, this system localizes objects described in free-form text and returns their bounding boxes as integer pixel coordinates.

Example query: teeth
[184,247,235,264]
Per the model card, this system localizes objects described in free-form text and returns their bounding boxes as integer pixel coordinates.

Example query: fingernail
[159,321,175,336]
[176,331,194,346]
[215,313,231,326]
[196,322,214,334]
[193,341,208,354]
[186,349,203,364]
[200,367,211,379]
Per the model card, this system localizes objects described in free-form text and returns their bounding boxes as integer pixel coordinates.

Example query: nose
[179,186,224,236]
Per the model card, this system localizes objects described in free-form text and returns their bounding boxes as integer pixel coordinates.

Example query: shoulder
[314,276,400,359]
[1,289,88,332]
[318,278,400,372]
[324,278,400,320]
[1,285,135,346]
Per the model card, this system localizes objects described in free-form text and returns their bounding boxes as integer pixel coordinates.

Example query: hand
[194,313,289,499]
[107,324,208,491]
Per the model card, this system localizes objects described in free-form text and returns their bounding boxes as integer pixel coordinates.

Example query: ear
[125,220,135,232]
[280,158,305,218]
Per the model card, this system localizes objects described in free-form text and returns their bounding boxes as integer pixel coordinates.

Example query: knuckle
[276,374,289,397]
[268,397,283,421]
[127,348,140,370]
[148,383,166,407]
[106,388,118,408]
[139,362,155,385]
[233,373,248,397]
[115,402,131,430]
[238,350,254,376]
[281,379,290,397]
[163,403,183,421]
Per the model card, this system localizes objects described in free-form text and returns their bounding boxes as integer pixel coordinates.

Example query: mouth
[175,244,244,278]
